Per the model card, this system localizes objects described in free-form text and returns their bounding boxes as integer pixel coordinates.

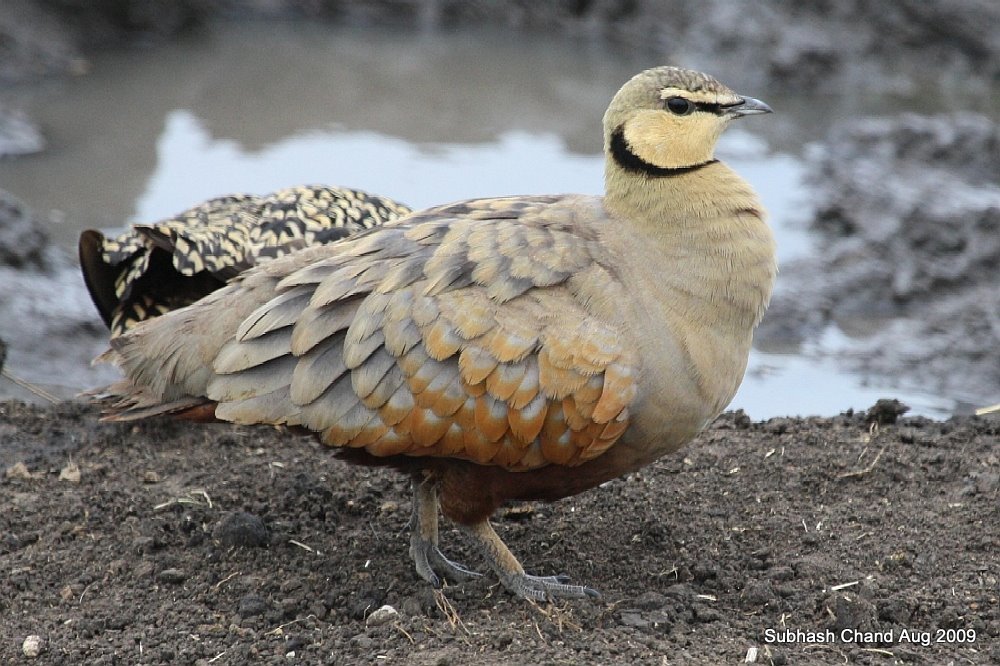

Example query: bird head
[603,66,771,174]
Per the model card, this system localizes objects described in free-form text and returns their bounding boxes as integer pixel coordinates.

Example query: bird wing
[134,186,412,280]
[96,193,257,304]
[112,195,639,471]
[247,186,412,266]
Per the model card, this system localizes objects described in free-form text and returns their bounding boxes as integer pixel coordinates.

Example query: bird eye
[666,97,694,115]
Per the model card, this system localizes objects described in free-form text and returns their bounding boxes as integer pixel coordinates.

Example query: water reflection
[135,111,605,222]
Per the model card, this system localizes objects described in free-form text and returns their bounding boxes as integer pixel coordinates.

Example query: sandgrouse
[79,185,411,336]
[96,66,777,601]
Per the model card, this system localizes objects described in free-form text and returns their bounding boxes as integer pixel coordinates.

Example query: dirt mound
[2,401,996,664]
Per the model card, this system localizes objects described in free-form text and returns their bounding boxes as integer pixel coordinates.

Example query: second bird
[79,185,411,336]
[96,66,777,601]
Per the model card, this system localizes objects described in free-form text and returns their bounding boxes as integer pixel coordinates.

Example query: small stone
[349,594,384,620]
[22,634,43,658]
[693,606,723,623]
[366,604,399,626]
[619,611,649,628]
[768,565,795,582]
[157,568,187,585]
[6,462,37,480]
[59,462,81,484]
[865,399,909,426]
[633,591,668,610]
[280,597,298,618]
[143,471,161,484]
[238,594,269,618]
[213,512,269,548]
[764,418,793,434]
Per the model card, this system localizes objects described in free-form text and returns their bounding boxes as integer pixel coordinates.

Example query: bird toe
[410,537,482,587]
[504,572,601,601]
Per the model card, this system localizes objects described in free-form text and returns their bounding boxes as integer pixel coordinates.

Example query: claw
[507,573,601,601]
[411,538,483,587]
[460,519,601,601]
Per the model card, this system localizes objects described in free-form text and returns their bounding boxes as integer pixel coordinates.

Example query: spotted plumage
[79,185,411,336]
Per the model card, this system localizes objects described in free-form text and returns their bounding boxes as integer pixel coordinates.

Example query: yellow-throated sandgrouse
[96,66,777,601]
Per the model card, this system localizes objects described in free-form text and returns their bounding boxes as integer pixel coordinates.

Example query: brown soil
[1,401,997,665]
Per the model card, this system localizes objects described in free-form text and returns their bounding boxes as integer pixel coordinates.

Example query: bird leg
[408,478,482,587]
[458,519,600,601]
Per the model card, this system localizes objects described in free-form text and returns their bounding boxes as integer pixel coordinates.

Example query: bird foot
[409,478,483,588]
[410,536,483,588]
[410,478,598,601]
[499,571,601,602]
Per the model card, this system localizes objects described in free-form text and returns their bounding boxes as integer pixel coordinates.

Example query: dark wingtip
[78,229,118,329]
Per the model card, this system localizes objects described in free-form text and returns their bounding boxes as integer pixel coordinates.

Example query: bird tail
[83,372,218,423]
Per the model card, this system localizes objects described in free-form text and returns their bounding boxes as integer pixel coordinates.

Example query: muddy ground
[1,401,996,664]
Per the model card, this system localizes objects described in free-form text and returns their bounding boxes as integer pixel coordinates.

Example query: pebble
[6,462,37,480]
[213,512,269,548]
[22,634,42,657]
[157,568,187,585]
[618,611,649,628]
[238,594,269,618]
[764,418,793,434]
[366,604,399,626]
[632,591,667,610]
[742,580,776,606]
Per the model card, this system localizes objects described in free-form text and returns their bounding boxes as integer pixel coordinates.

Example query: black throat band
[610,126,717,177]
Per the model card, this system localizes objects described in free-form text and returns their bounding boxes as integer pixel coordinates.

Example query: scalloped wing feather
[106,195,639,471]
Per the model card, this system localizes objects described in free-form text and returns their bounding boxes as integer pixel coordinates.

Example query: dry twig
[1,370,60,403]
[837,446,886,478]
[433,588,468,634]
